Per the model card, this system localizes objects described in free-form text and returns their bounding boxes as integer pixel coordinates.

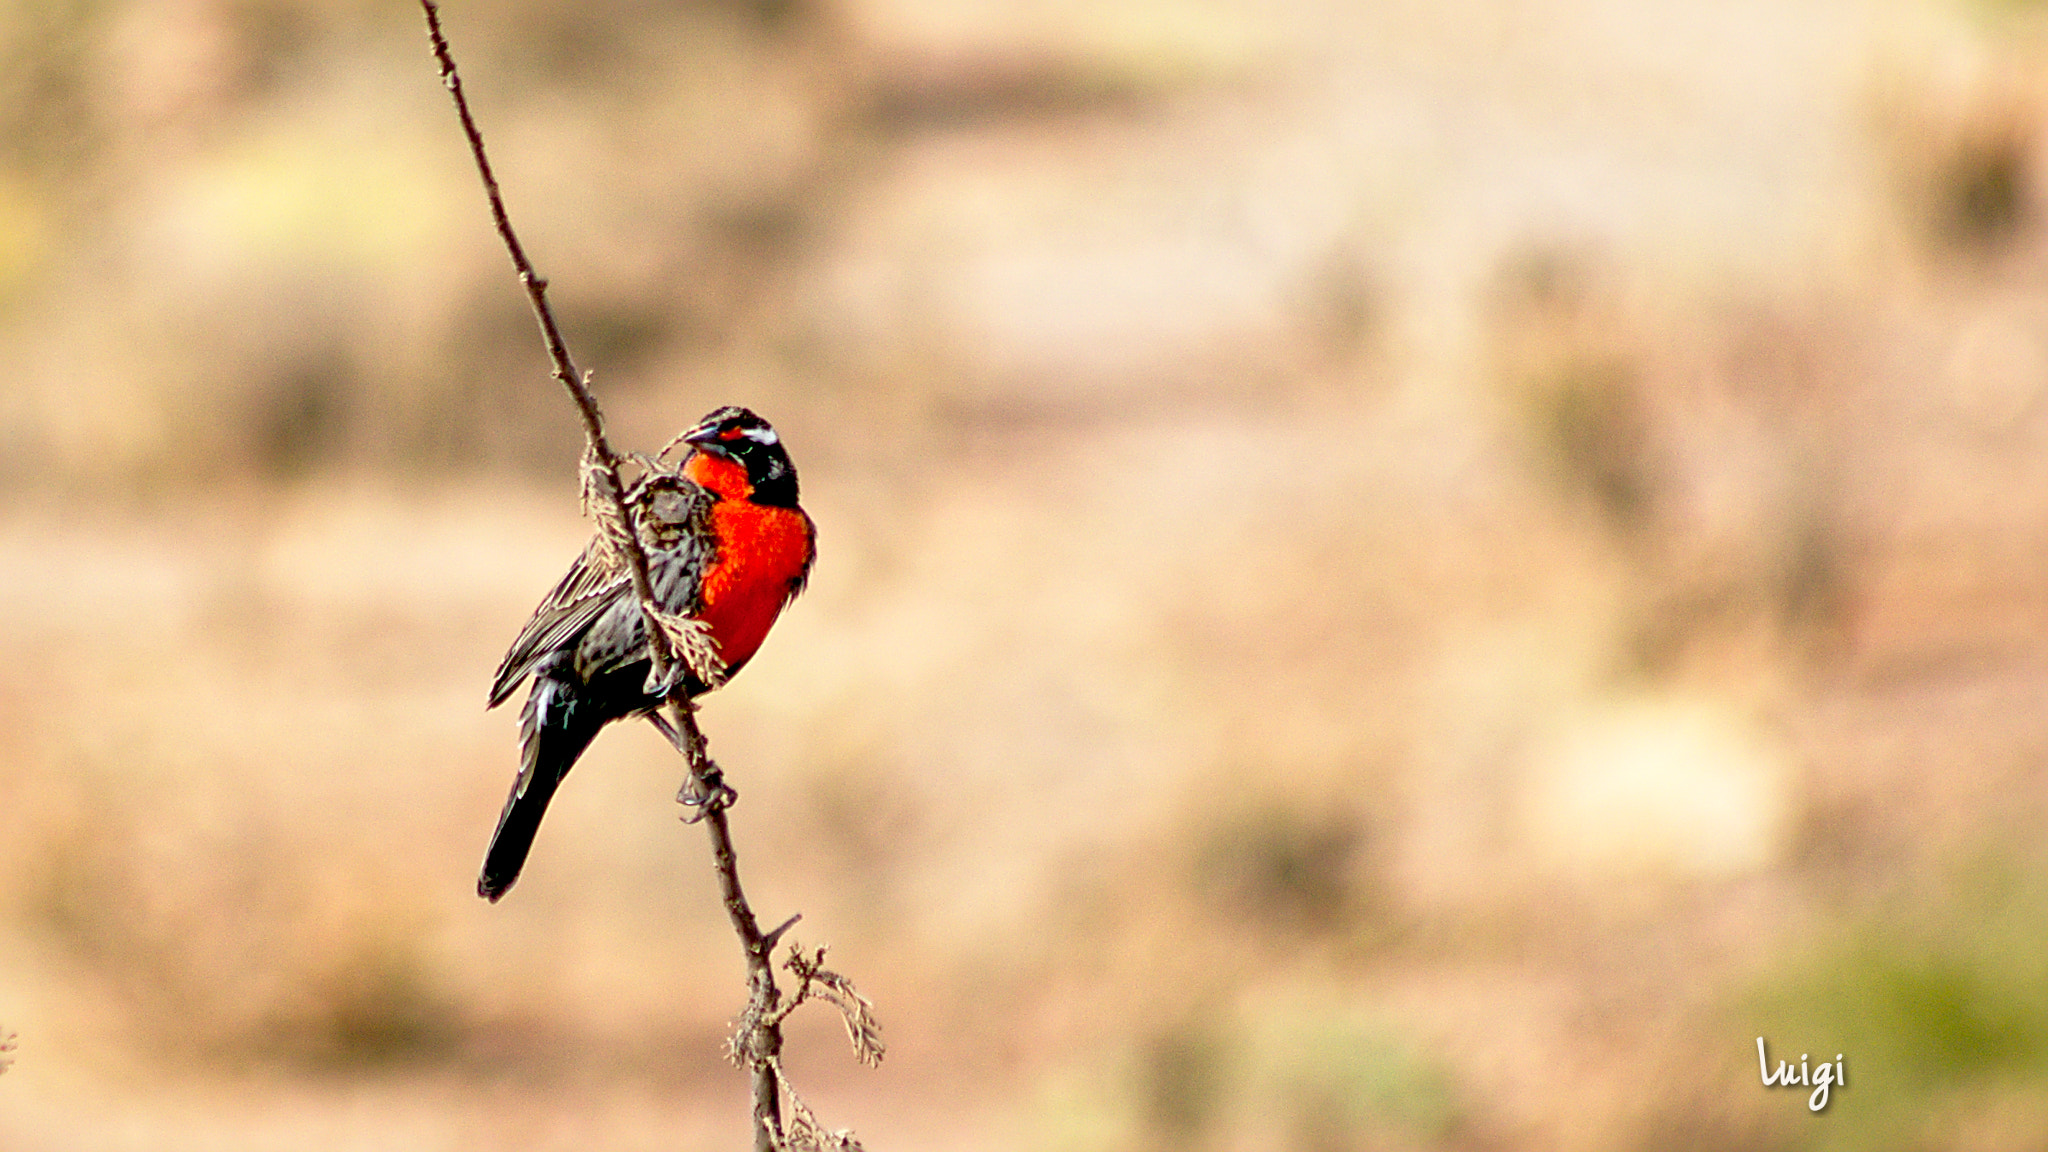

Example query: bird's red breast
[683,447,814,677]
[698,500,812,675]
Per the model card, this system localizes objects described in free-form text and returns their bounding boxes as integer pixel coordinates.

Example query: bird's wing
[488,472,721,708]
[488,539,633,709]
[568,522,719,687]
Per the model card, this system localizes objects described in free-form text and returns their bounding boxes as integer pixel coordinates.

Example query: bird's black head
[679,406,800,508]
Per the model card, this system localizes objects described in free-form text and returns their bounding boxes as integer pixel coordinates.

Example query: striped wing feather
[487,473,717,709]
[488,539,632,708]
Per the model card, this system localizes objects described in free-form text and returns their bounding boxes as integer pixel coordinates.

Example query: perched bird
[479,406,816,901]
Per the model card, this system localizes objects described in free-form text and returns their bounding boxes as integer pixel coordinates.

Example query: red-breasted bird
[479,406,815,901]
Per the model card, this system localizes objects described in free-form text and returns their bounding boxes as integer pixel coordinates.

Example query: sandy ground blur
[6,1,2048,1149]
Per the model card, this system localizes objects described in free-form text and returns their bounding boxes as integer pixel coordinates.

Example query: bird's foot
[677,763,737,822]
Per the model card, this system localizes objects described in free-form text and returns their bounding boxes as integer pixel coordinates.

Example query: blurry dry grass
[9,0,2048,1149]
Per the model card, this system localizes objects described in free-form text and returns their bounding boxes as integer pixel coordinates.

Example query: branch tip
[762,912,803,953]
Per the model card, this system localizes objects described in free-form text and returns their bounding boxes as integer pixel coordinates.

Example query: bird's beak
[680,421,729,456]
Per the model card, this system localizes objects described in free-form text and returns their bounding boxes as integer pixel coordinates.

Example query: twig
[419,0,676,689]
[671,701,789,1152]
[419,3,777,1143]
[780,945,886,1068]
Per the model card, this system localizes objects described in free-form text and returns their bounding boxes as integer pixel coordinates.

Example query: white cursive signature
[1758,1037,1843,1111]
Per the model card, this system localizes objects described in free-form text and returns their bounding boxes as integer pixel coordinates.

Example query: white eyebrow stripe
[741,425,779,445]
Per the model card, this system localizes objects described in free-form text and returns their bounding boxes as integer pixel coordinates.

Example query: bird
[478,405,816,901]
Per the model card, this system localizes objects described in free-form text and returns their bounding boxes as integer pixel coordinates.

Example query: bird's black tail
[478,678,606,901]
[478,772,560,902]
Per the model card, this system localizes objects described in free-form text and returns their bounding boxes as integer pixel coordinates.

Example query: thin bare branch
[665,700,786,1152]
[421,8,876,1147]
[419,0,676,688]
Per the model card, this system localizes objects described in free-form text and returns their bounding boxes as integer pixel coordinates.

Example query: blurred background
[3,0,2048,1148]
